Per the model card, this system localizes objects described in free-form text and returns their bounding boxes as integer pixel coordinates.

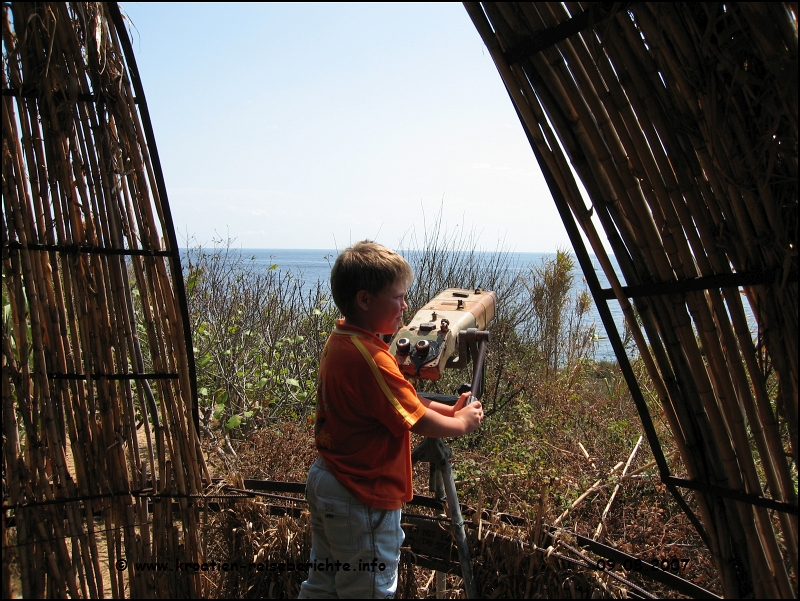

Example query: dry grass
[199,411,719,598]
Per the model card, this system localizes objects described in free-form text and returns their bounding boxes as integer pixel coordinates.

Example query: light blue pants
[298,457,403,599]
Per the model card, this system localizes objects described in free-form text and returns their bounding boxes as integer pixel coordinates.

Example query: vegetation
[184,219,599,443]
[187,222,719,596]
[183,243,337,442]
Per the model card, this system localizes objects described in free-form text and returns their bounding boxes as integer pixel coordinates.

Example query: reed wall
[2,3,207,597]
[466,2,797,597]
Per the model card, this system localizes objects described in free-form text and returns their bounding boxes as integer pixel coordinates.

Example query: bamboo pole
[2,4,208,597]
[507,5,728,549]
[592,10,792,596]
[468,2,797,597]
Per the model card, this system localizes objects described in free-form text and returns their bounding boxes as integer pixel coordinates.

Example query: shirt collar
[333,318,389,349]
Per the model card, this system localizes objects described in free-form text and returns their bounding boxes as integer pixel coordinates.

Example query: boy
[298,241,483,599]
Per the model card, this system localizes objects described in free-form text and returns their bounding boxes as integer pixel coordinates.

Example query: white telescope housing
[390,288,496,380]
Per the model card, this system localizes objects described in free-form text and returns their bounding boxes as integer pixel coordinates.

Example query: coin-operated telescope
[389,288,496,394]
[390,287,496,599]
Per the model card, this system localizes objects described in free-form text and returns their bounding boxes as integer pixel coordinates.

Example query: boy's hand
[411,398,484,437]
[452,391,472,414]
[455,400,484,434]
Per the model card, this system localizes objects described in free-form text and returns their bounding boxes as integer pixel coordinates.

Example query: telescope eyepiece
[396,338,411,354]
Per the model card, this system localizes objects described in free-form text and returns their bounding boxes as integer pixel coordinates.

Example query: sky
[120,2,575,253]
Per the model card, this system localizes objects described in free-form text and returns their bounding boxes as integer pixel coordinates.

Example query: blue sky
[121,2,574,252]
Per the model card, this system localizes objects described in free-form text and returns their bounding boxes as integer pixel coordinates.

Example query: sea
[196,248,756,363]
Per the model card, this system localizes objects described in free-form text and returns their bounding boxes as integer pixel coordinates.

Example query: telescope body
[390,288,496,380]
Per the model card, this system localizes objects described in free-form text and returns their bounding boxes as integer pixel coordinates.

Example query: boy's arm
[417,391,471,418]
[410,397,483,438]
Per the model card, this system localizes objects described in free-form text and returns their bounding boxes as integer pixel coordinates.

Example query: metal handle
[466,338,488,406]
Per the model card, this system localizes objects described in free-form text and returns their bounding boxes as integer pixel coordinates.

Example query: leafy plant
[182,240,336,441]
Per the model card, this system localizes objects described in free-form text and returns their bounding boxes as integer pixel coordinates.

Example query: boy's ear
[354,289,371,312]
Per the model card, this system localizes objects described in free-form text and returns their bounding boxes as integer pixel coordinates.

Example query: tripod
[412,330,489,599]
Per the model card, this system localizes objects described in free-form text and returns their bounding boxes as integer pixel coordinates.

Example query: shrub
[183,242,337,442]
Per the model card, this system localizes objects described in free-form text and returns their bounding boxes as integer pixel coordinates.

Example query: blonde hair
[330,240,413,318]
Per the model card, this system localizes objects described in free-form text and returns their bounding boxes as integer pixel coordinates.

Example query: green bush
[183,242,337,439]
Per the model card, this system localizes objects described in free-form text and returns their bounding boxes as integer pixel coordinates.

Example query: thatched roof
[465,2,797,597]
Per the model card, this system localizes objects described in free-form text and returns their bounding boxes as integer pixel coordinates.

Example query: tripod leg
[429,464,447,597]
[430,438,478,599]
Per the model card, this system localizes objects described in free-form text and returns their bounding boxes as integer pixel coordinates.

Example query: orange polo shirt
[314,320,426,510]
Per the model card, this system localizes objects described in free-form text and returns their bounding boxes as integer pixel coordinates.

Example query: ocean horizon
[183,247,632,362]
[182,247,758,364]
